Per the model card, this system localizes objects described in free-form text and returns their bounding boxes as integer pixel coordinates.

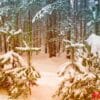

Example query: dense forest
[0,0,100,100]
[0,0,100,56]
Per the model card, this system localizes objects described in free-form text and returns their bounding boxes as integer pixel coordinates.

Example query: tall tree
[79,0,89,41]
[95,0,100,34]
[73,0,78,41]
[46,0,57,57]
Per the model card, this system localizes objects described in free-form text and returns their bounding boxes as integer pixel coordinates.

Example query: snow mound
[86,33,100,56]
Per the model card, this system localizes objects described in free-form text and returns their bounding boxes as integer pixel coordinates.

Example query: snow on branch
[0,51,40,99]
[9,29,23,36]
[0,51,28,67]
[15,47,41,52]
[0,28,23,36]
[63,39,84,49]
[32,0,62,23]
[0,29,8,35]
[15,40,41,52]
[32,4,53,23]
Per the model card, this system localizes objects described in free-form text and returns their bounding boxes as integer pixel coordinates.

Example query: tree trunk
[95,0,100,35]
[74,0,78,42]
[46,0,57,57]
[3,34,7,53]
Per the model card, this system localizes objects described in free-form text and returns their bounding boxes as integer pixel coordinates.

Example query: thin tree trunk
[74,0,78,42]
[3,34,7,53]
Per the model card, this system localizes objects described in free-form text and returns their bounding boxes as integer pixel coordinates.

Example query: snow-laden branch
[63,39,84,49]
[0,50,40,98]
[0,28,23,35]
[0,51,28,67]
[9,29,23,36]
[15,40,41,52]
[32,4,53,23]
[15,47,41,52]
[32,0,62,23]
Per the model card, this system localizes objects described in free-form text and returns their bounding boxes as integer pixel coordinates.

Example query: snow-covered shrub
[0,51,40,99]
[54,41,100,100]
[54,72,100,100]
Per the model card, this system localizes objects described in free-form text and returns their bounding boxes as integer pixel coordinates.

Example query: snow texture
[86,33,100,56]
[32,4,53,23]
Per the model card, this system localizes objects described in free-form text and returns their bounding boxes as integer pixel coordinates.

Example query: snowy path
[30,72,62,100]
[30,52,66,100]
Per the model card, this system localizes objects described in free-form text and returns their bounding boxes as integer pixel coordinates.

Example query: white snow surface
[86,33,100,56]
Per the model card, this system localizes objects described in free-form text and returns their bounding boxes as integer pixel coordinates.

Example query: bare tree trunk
[3,34,7,53]
[13,13,20,51]
[74,0,78,42]
[28,10,32,47]
[80,18,83,41]
[2,17,7,53]
[0,35,2,52]
[46,0,57,57]
[95,0,100,35]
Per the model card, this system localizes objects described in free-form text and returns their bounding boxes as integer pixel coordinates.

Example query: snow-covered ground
[0,52,66,100]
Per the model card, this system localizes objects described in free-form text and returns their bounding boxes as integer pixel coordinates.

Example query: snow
[57,62,71,76]
[29,52,66,100]
[0,51,28,68]
[32,4,53,23]
[0,29,7,35]
[87,21,93,26]
[7,29,23,36]
[0,52,66,100]
[86,33,100,56]
[63,39,84,48]
[70,0,74,7]
[32,0,62,23]
[15,47,41,52]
